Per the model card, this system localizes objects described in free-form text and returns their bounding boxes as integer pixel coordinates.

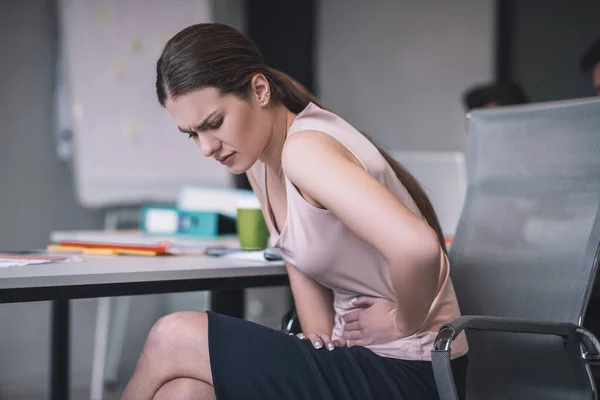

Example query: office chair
[432,97,600,399]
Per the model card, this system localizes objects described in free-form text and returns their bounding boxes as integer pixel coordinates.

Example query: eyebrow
[177,111,218,134]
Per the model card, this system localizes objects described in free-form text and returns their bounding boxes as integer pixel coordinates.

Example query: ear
[251,74,271,107]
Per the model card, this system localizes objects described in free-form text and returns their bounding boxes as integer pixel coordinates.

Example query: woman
[123,23,468,400]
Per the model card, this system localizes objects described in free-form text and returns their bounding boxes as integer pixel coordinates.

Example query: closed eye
[206,118,223,131]
[179,117,223,139]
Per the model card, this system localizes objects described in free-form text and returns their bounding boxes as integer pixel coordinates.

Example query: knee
[154,378,215,400]
[147,311,208,349]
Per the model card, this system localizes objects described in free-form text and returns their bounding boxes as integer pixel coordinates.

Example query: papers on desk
[49,230,240,256]
[223,251,277,263]
[50,230,239,247]
[0,259,51,268]
[0,254,82,268]
[205,246,282,263]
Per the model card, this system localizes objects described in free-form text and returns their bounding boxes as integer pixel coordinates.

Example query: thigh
[207,312,436,400]
[207,311,370,400]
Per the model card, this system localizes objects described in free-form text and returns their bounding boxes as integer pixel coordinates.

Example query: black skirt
[207,311,467,400]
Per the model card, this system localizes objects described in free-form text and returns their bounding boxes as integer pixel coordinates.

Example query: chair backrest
[450,98,600,399]
[391,151,467,237]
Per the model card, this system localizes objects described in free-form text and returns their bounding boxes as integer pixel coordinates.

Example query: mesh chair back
[451,98,600,399]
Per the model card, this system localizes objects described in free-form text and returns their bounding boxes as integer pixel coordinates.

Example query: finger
[341,330,363,341]
[307,333,324,349]
[344,321,361,332]
[296,333,308,341]
[333,338,347,348]
[343,310,361,324]
[318,333,335,351]
[346,339,366,347]
[350,296,377,308]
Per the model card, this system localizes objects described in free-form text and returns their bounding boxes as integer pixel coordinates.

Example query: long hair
[156,23,447,254]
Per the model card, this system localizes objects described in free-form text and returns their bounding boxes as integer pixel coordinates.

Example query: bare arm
[285,262,335,334]
[282,131,441,338]
[245,170,335,334]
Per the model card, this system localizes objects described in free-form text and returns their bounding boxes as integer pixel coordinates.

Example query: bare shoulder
[281,130,365,209]
[281,130,362,180]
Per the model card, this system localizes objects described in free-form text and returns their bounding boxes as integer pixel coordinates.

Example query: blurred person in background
[462,80,530,111]
[580,36,600,96]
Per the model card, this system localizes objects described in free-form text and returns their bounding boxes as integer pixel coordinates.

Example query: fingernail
[350,297,357,304]
[297,333,306,340]
[314,341,322,349]
[327,343,335,351]
[288,333,295,336]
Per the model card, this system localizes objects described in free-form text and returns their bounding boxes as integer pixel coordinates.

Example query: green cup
[236,199,269,250]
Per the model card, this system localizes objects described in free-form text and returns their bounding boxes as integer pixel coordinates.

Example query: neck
[260,103,296,177]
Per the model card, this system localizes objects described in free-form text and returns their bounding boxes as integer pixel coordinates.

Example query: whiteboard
[59,0,232,207]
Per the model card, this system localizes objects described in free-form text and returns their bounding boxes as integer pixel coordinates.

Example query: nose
[196,135,221,158]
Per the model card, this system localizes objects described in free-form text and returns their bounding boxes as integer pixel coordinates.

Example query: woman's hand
[342,296,402,347]
[293,332,347,351]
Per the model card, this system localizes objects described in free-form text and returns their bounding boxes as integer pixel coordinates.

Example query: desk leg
[51,299,69,400]
[210,289,244,318]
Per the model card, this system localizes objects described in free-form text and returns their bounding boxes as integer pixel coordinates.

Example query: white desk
[0,254,286,301]
[0,253,286,400]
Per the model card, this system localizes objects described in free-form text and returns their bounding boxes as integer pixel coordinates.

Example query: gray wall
[0,0,105,397]
[317,0,495,153]
[512,0,600,102]
[0,2,104,249]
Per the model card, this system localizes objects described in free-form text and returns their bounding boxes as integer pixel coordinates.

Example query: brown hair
[156,23,447,254]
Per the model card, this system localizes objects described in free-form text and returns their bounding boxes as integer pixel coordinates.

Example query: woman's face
[165,85,273,175]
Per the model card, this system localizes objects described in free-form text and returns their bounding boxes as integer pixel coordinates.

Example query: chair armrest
[280,306,302,335]
[431,315,600,400]
[435,315,575,350]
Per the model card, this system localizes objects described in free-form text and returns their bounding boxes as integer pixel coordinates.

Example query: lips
[218,153,234,164]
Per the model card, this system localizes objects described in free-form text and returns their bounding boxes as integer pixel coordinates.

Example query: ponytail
[264,67,325,114]
[266,67,448,255]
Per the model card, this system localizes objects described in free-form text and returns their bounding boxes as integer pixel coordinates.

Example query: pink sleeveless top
[251,103,468,361]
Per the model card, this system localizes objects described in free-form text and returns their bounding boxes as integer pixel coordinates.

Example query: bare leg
[122,311,214,400]
[153,378,216,400]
